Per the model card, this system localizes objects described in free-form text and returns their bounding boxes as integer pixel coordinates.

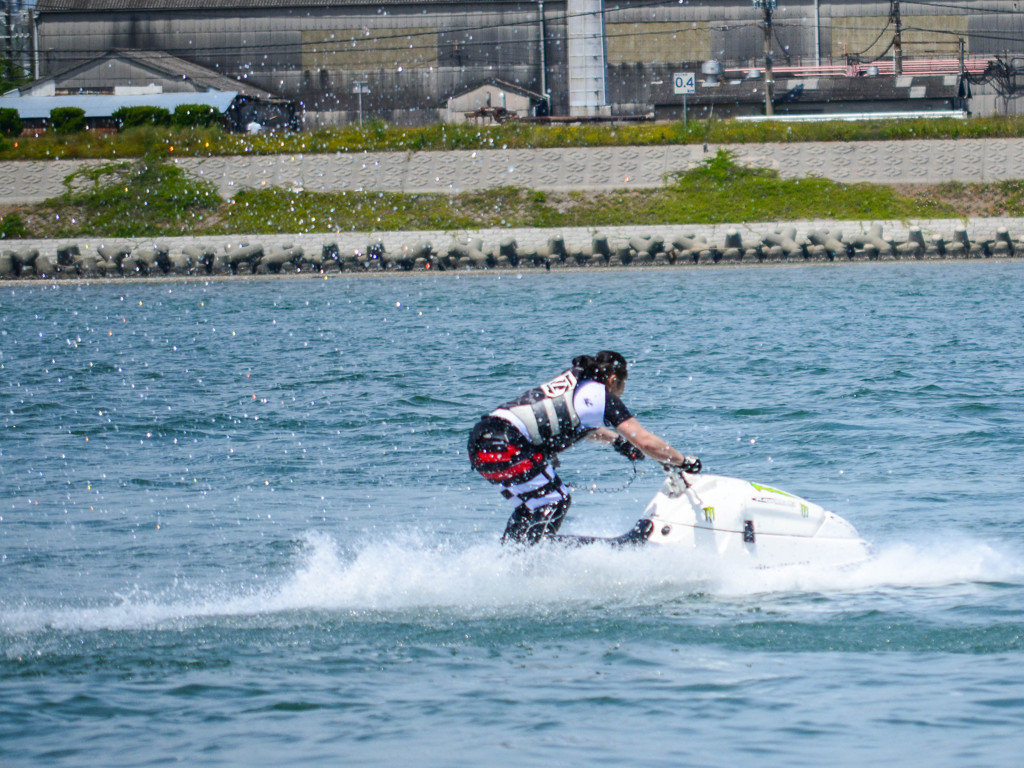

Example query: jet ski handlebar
[660,456,702,492]
[661,456,702,475]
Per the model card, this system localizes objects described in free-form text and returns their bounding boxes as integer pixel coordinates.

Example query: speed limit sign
[673,72,696,94]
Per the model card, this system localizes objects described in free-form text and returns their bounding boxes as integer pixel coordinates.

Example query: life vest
[494,368,585,453]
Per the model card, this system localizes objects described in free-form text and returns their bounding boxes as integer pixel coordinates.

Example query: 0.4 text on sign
[673,72,696,95]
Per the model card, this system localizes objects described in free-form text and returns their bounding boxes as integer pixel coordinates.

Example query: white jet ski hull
[636,472,870,568]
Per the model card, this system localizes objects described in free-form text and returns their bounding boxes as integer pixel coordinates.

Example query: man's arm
[615,417,689,466]
[584,427,619,445]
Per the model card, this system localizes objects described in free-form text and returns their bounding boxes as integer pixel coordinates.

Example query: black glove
[612,437,644,461]
[676,455,701,473]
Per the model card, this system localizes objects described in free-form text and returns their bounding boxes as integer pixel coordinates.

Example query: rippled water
[3,263,1024,767]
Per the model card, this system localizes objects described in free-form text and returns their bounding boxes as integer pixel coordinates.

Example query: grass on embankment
[8,150,1024,240]
[5,115,1024,161]
[211,150,958,233]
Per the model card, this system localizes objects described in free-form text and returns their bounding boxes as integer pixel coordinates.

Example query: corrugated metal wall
[36,3,560,124]
[32,1,1024,124]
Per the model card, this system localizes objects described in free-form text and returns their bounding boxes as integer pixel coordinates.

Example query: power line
[899,0,1012,13]
[850,11,893,60]
[904,24,1024,46]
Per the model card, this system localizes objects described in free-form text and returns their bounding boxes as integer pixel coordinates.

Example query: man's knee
[502,497,571,545]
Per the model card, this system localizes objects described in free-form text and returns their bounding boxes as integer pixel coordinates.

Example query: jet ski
[552,468,871,568]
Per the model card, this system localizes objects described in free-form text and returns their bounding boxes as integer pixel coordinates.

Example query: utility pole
[538,0,550,115]
[3,0,14,81]
[891,0,903,76]
[754,0,776,116]
[958,36,967,112]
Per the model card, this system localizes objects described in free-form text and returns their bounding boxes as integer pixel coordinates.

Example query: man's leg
[500,467,571,545]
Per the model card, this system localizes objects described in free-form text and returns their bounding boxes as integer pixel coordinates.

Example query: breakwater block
[5,224,1021,281]
[258,245,305,274]
[808,229,848,260]
[0,247,38,277]
[224,243,263,274]
[763,227,806,260]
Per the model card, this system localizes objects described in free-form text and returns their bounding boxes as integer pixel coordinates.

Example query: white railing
[736,110,967,122]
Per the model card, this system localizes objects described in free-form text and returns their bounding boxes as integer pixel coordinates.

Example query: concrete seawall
[6,139,1024,279]
[5,138,1024,205]
[4,218,1024,281]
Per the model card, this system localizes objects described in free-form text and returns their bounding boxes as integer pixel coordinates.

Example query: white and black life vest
[492,367,587,453]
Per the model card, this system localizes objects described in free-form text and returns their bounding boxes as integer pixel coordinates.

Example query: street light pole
[353,80,370,127]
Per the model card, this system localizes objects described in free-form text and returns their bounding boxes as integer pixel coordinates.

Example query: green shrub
[0,107,23,137]
[172,103,221,128]
[42,156,223,237]
[49,107,86,134]
[112,106,171,129]
[0,212,28,239]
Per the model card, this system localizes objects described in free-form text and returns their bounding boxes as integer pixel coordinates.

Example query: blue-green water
[2,263,1024,767]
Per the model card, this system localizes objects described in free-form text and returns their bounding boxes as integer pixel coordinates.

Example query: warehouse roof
[11,48,277,102]
[35,0,475,10]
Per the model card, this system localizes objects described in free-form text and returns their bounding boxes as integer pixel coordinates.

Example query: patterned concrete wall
[5,138,1024,205]
[0,159,111,205]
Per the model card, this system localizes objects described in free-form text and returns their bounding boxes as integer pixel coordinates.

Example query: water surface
[2,263,1023,766]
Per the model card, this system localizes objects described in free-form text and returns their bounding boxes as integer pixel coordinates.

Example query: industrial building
[7,0,1024,127]
[0,48,293,131]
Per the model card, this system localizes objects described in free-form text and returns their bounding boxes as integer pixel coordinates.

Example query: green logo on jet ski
[750,482,795,498]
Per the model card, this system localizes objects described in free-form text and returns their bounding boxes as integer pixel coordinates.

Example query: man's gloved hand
[612,437,645,461]
[677,455,701,473]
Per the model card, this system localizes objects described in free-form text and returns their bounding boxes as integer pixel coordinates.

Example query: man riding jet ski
[468,351,701,545]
